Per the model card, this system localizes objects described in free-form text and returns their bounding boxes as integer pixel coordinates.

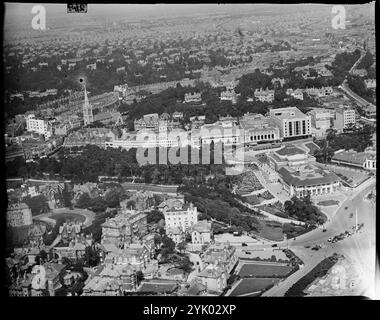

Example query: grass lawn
[253,219,284,241]
[50,212,86,223]
[317,200,340,206]
[237,263,293,278]
[244,195,262,205]
[305,142,320,154]
[229,278,281,296]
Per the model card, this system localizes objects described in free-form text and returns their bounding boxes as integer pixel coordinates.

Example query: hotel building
[333,106,356,133]
[269,107,311,139]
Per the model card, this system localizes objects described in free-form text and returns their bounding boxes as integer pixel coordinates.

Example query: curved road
[260,177,376,297]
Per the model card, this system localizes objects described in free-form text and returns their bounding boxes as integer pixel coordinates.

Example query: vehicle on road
[242,242,248,247]
[305,245,310,248]
[322,229,327,232]
[345,207,348,210]
[244,251,251,254]
[327,237,333,242]
[271,244,278,247]
[311,246,320,251]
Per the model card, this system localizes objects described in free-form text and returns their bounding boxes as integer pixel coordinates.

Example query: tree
[161,236,176,258]
[40,250,48,263]
[61,185,73,208]
[75,192,92,209]
[136,270,144,286]
[104,189,121,208]
[126,200,136,210]
[177,256,193,274]
[147,210,164,224]
[177,241,187,253]
[84,245,100,267]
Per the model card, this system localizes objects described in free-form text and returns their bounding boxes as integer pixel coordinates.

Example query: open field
[254,219,284,241]
[237,262,293,278]
[229,278,281,296]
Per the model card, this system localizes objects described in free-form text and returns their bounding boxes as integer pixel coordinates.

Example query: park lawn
[253,219,284,241]
[229,278,281,296]
[237,263,293,278]
[50,212,86,223]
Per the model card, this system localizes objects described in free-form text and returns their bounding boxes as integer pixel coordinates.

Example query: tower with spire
[83,85,93,126]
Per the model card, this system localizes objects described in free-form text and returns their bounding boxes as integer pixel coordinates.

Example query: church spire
[83,84,93,126]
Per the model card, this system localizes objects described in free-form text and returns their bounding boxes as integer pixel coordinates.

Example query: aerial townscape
[4,3,377,298]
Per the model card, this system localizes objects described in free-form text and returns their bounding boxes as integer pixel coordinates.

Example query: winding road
[257,177,376,297]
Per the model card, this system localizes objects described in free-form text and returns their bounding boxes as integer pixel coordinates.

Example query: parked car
[242,242,248,247]
[327,238,333,242]
[271,244,278,247]
[311,246,320,251]
[244,251,251,254]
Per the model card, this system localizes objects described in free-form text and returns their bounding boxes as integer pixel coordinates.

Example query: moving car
[271,244,278,247]
[242,242,248,247]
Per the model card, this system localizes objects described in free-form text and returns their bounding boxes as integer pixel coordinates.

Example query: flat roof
[332,150,376,165]
[278,166,339,187]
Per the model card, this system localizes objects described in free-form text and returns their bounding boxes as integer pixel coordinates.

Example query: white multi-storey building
[333,106,356,133]
[254,88,275,103]
[308,108,333,138]
[269,107,311,139]
[26,114,52,138]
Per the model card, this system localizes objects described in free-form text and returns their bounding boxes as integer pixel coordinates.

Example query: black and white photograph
[3,3,377,302]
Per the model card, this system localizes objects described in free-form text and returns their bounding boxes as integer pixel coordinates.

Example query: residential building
[7,202,33,228]
[191,220,212,245]
[286,88,304,100]
[184,92,202,104]
[26,114,52,138]
[93,111,123,125]
[364,79,376,89]
[254,88,275,103]
[134,113,159,132]
[101,209,148,246]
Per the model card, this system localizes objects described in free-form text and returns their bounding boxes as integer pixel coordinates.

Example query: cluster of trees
[357,50,374,70]
[284,193,327,226]
[180,177,261,232]
[75,189,131,212]
[347,75,375,104]
[23,194,50,216]
[82,210,118,242]
[146,210,165,224]
[235,69,273,98]
[329,49,361,83]
[43,217,66,246]
[313,125,375,163]
[285,254,340,296]
[7,145,229,186]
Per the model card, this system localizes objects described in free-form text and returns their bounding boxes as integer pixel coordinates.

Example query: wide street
[259,177,376,297]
